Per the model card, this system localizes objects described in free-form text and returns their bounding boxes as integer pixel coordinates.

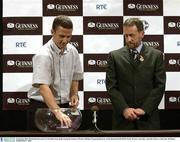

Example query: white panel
[42,16,55,35]
[3,35,43,54]
[164,0,180,16]
[158,95,165,109]
[3,0,42,17]
[84,35,123,54]
[166,72,180,91]
[124,16,164,35]
[78,91,84,110]
[70,16,83,35]
[164,35,180,53]
[79,54,84,72]
[84,72,106,91]
[83,0,123,16]
[43,16,83,35]
[3,73,33,92]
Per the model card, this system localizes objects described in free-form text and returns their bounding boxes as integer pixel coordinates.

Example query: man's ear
[51,29,54,35]
[141,31,145,38]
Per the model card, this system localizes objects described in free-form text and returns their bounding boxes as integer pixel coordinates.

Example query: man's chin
[127,45,135,49]
[60,44,67,48]
[59,45,65,49]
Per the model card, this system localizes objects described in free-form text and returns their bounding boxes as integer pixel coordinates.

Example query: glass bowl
[34,108,82,132]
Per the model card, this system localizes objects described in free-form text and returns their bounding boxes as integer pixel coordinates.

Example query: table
[0,130,180,136]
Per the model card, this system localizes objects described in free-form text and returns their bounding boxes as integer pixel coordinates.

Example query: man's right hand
[39,84,72,128]
[52,109,72,128]
[123,107,139,121]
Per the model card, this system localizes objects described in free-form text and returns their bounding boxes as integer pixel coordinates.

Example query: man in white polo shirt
[27,15,83,129]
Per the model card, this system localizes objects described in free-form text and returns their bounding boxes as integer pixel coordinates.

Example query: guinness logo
[128,3,135,9]
[88,60,96,65]
[88,22,96,28]
[47,4,55,9]
[88,97,96,103]
[168,22,176,28]
[142,20,149,30]
[7,23,15,28]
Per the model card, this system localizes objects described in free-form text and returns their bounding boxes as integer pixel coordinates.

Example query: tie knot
[130,49,139,60]
[131,49,138,54]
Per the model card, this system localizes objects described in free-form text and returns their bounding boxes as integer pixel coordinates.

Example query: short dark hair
[123,18,144,32]
[52,15,73,30]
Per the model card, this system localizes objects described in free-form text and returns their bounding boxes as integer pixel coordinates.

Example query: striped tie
[131,49,139,60]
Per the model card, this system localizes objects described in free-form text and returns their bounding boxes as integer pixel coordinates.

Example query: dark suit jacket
[106,45,166,130]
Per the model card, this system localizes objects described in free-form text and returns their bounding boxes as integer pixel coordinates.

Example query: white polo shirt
[28,38,83,104]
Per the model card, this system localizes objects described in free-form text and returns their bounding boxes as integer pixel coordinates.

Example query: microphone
[90,105,100,131]
[91,105,99,124]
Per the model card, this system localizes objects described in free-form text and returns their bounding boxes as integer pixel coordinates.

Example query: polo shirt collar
[50,38,70,55]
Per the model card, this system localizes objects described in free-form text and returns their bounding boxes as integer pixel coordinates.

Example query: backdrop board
[2,0,180,110]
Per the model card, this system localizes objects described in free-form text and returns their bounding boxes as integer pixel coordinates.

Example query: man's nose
[126,36,132,42]
[62,37,68,43]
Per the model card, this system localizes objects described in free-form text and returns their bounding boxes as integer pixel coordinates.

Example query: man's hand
[52,109,72,128]
[70,94,79,108]
[70,80,79,109]
[135,108,145,116]
[123,108,139,121]
[123,108,146,121]
[39,84,72,127]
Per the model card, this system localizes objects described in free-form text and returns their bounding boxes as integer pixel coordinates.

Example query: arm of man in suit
[106,52,129,116]
[141,52,166,116]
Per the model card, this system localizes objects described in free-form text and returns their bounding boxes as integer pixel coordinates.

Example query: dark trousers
[26,99,69,130]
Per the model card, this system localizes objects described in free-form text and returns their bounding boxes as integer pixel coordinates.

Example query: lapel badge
[139,55,144,62]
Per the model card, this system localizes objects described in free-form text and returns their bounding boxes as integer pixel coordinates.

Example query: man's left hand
[70,94,79,108]
[135,108,145,118]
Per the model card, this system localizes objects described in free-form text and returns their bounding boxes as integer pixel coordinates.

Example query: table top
[0,130,180,136]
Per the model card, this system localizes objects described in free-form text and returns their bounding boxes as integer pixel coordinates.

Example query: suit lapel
[140,45,146,58]
[122,46,139,69]
[122,46,131,63]
[139,45,148,66]
[123,45,148,69]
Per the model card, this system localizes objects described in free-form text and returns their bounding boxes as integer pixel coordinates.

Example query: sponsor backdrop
[2,0,180,110]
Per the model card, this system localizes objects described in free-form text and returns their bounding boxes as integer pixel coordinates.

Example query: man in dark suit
[105,18,166,130]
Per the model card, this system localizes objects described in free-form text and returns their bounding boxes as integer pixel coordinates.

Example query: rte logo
[96,4,107,10]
